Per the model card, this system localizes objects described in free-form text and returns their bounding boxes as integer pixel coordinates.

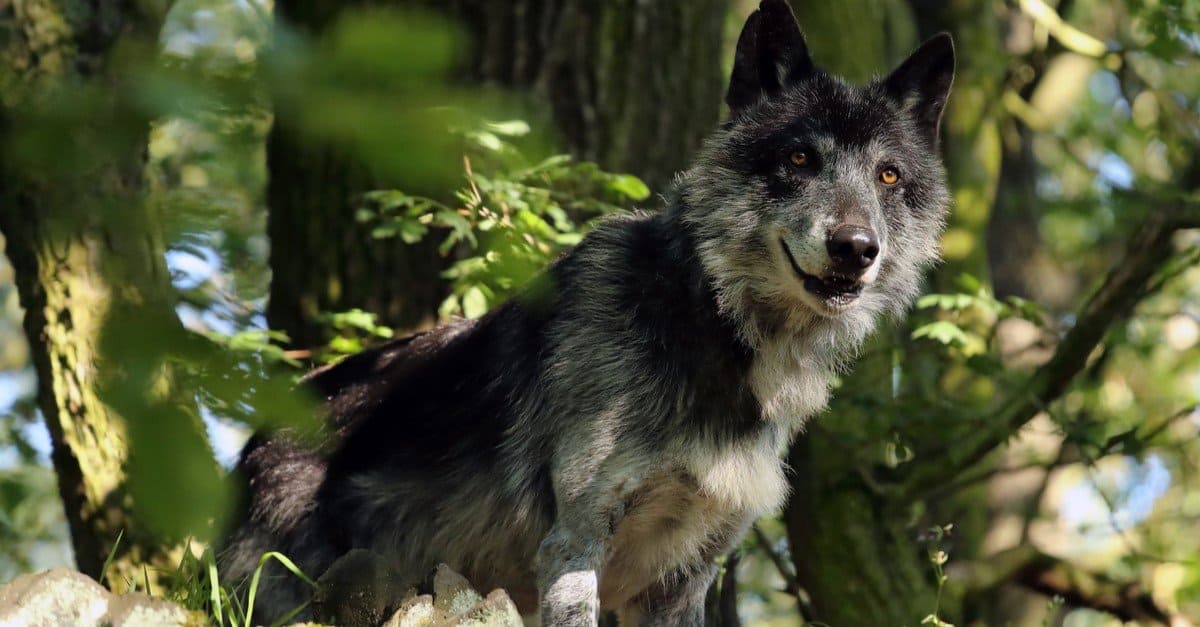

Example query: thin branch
[718,551,740,627]
[1015,0,1111,58]
[750,524,817,622]
[947,544,1047,592]
[1015,558,1174,624]
[752,524,799,594]
[952,545,1177,624]
[1020,441,1067,544]
[902,215,1193,497]
[919,453,1064,502]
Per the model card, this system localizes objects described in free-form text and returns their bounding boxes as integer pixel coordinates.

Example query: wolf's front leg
[536,521,610,626]
[617,562,718,627]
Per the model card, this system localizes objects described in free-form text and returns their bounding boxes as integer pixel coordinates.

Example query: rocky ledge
[0,561,522,627]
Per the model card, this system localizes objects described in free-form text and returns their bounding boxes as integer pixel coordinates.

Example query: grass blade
[208,558,224,626]
[99,529,124,588]
[244,552,317,627]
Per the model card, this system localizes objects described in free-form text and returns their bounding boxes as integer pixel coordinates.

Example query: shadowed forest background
[2,0,1200,625]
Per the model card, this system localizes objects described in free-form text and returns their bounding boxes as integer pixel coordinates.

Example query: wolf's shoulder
[556,211,692,280]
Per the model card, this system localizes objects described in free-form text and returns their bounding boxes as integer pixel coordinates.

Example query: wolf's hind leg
[616,562,717,627]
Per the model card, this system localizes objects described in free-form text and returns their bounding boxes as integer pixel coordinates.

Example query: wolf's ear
[884,33,955,146]
[726,0,814,117]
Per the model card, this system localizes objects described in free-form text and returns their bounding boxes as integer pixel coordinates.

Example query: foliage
[356,120,647,321]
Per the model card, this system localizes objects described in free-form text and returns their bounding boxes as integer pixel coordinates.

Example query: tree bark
[446,0,728,193]
[0,0,193,588]
[909,0,1007,290]
[786,434,940,625]
[264,129,448,349]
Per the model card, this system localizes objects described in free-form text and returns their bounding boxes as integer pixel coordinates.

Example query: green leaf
[912,321,969,346]
[473,130,502,151]
[1007,296,1046,324]
[398,219,428,244]
[462,286,488,319]
[606,173,651,201]
[370,222,401,239]
[434,210,474,241]
[438,294,461,319]
[555,232,584,246]
[485,119,531,136]
[329,336,363,355]
[956,273,983,293]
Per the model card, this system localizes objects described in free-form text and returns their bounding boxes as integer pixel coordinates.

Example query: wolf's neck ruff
[673,173,880,431]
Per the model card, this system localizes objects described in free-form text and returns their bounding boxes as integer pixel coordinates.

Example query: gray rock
[381,564,522,627]
[0,568,203,627]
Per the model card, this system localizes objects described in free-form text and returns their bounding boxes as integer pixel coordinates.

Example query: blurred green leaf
[912,321,969,346]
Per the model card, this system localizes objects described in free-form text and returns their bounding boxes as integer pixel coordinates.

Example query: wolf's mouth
[780,239,864,304]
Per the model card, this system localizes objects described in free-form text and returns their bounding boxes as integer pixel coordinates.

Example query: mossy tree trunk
[908,0,1007,290]
[0,0,196,589]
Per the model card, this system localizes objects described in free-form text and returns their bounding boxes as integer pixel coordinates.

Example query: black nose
[826,225,880,272]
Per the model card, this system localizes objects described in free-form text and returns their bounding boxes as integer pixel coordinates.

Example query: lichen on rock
[0,568,205,627]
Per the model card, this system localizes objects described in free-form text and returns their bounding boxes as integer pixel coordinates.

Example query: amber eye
[880,167,900,185]
[789,151,809,168]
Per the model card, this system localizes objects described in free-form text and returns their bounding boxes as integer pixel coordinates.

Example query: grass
[100,532,318,627]
[243,551,317,627]
[98,529,124,588]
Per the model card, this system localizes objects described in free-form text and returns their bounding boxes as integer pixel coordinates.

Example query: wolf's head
[681,0,954,354]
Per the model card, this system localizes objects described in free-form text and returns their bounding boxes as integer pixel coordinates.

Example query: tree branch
[903,214,1191,497]
[947,544,1046,592]
[718,551,741,627]
[1167,196,1200,229]
[751,524,817,622]
[1015,558,1173,624]
[952,545,1176,624]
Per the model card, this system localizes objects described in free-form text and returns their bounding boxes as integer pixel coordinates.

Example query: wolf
[218,1,955,624]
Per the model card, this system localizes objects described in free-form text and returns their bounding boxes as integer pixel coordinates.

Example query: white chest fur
[684,431,789,514]
[748,336,832,427]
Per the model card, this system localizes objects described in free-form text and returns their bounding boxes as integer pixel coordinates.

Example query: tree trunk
[909,0,1007,290]
[264,129,448,349]
[786,432,940,625]
[446,0,728,193]
[266,0,729,346]
[0,0,195,589]
[265,0,448,349]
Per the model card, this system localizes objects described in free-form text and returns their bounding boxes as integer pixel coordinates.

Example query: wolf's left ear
[726,0,814,116]
[884,33,955,146]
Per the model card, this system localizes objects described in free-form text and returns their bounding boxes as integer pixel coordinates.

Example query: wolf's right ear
[726,0,814,117]
[884,33,956,146]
